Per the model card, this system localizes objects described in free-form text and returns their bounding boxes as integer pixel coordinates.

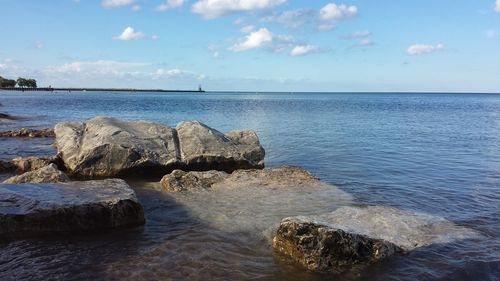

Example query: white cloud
[131,4,141,11]
[496,0,500,12]
[320,3,358,21]
[192,0,287,19]
[262,9,315,29]
[407,44,445,55]
[290,45,319,56]
[342,30,371,39]
[48,60,149,73]
[240,25,255,33]
[101,0,135,8]
[230,28,273,52]
[152,34,160,40]
[113,26,145,40]
[153,68,205,80]
[34,41,44,49]
[156,0,184,11]
[359,39,374,46]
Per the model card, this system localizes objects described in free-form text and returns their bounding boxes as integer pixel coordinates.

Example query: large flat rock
[3,164,70,184]
[55,117,265,178]
[55,117,178,178]
[0,179,145,238]
[273,206,481,272]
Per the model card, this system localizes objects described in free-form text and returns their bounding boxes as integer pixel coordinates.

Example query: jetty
[0,87,205,93]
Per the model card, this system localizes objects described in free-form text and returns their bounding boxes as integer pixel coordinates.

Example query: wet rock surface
[11,156,62,173]
[160,166,322,192]
[0,179,145,238]
[3,164,70,184]
[0,128,54,138]
[273,206,482,272]
[55,117,265,179]
[0,160,15,173]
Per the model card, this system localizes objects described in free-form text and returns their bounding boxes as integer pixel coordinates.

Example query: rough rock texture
[176,121,265,172]
[11,156,62,173]
[273,206,481,272]
[160,166,322,192]
[0,179,145,238]
[161,169,228,192]
[55,117,178,178]
[55,117,265,178]
[0,128,54,138]
[3,164,70,184]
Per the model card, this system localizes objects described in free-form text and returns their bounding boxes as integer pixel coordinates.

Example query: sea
[0,91,499,280]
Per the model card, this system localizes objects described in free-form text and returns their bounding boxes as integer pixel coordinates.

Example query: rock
[0,179,145,238]
[0,128,54,138]
[11,156,62,173]
[273,206,481,272]
[55,117,179,178]
[0,160,15,173]
[0,112,18,121]
[176,121,265,172]
[55,117,265,178]
[3,164,70,184]
[160,166,322,192]
[161,169,228,192]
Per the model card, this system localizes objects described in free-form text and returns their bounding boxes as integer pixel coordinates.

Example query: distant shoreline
[0,87,205,93]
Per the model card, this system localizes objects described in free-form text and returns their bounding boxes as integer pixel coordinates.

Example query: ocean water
[0,91,499,280]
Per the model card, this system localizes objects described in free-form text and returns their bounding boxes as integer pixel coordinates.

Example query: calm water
[0,91,499,280]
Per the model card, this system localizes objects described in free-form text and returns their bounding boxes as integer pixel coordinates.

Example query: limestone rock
[0,179,145,238]
[0,128,54,138]
[273,206,482,272]
[160,166,322,192]
[55,117,178,178]
[176,121,265,172]
[161,169,228,192]
[3,164,70,184]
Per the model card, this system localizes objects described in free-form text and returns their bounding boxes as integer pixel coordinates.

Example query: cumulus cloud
[153,68,204,80]
[48,60,149,73]
[230,28,273,52]
[320,3,357,21]
[156,0,184,11]
[101,0,135,8]
[262,9,316,29]
[290,45,319,56]
[342,30,371,39]
[192,0,287,19]
[496,0,500,12]
[131,4,141,11]
[407,44,445,55]
[113,27,145,40]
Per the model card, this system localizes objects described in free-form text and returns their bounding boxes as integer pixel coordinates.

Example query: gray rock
[161,169,228,192]
[3,164,70,184]
[273,206,482,272]
[0,179,145,238]
[55,117,178,178]
[11,156,62,173]
[176,121,265,172]
[0,112,18,121]
[55,117,265,178]
[160,166,322,192]
[0,128,54,138]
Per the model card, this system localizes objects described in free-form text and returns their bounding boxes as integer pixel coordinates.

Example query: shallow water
[0,91,499,280]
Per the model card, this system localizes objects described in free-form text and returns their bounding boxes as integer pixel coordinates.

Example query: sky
[0,0,499,92]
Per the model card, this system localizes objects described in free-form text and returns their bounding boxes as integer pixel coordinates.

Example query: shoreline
[0,87,205,93]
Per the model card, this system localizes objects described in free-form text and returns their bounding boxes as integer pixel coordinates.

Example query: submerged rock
[55,117,265,178]
[0,128,54,138]
[273,206,481,272]
[0,112,18,121]
[177,121,265,171]
[0,179,145,238]
[160,166,324,192]
[161,169,228,192]
[3,164,70,184]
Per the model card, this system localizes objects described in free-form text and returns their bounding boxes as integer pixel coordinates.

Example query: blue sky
[0,0,499,92]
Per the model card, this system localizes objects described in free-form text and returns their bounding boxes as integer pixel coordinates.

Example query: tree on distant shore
[0,76,17,88]
[16,77,37,88]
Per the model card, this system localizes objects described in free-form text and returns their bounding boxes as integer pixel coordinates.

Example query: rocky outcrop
[0,179,145,238]
[55,117,179,178]
[177,121,265,171]
[0,112,18,121]
[0,128,54,138]
[3,164,70,184]
[0,160,15,173]
[273,206,481,272]
[55,117,265,178]
[11,156,62,173]
[160,166,323,192]
[161,170,228,192]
